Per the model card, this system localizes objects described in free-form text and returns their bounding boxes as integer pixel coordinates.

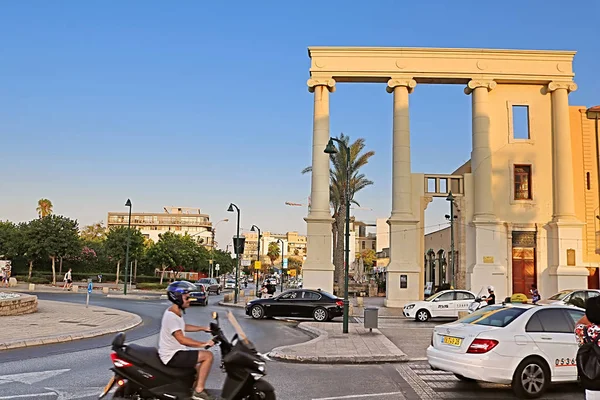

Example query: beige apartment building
[242,231,307,265]
[107,206,213,246]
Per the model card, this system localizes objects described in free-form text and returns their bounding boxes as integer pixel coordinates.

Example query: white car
[224,279,236,289]
[427,303,584,398]
[537,289,600,308]
[403,290,476,322]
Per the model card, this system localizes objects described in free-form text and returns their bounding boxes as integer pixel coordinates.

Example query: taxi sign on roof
[510,293,529,303]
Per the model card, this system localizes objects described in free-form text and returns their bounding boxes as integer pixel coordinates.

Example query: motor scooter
[98,311,275,400]
[467,287,490,314]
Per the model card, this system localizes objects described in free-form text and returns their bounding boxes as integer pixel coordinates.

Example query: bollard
[349,303,354,317]
[239,290,245,298]
[72,285,79,293]
[8,277,17,288]
[102,287,109,294]
[28,283,36,291]
[356,296,364,307]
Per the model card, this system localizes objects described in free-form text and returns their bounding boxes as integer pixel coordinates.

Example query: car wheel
[216,288,220,295]
[512,357,550,399]
[416,309,430,322]
[251,305,264,319]
[313,307,328,322]
[454,374,476,383]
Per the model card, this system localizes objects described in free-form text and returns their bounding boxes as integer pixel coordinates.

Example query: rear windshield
[458,306,527,327]
[548,290,571,300]
[198,279,210,283]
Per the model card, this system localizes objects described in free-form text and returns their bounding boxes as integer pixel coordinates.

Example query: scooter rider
[159,281,216,400]
[483,285,496,305]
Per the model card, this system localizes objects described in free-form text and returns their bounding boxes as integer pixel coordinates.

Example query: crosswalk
[396,361,583,400]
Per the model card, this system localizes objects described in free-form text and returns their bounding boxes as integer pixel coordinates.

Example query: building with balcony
[241,231,307,266]
[107,206,213,245]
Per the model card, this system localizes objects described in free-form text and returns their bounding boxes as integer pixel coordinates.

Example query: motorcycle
[99,311,275,400]
[467,296,487,313]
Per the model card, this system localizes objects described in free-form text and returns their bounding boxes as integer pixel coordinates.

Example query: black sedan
[188,284,208,306]
[245,289,343,322]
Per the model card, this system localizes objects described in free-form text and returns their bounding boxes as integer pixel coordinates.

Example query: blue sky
[1,0,599,249]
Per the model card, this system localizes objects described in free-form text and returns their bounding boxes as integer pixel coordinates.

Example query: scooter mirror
[212,312,218,320]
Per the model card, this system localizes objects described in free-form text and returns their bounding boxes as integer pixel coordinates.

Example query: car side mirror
[432,298,439,302]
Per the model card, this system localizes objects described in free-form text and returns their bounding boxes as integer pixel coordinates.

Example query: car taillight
[111,352,132,367]
[336,300,344,307]
[467,339,498,354]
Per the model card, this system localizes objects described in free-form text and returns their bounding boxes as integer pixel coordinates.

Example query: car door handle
[540,336,553,340]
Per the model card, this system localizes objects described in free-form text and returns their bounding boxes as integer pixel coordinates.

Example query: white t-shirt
[158,308,188,364]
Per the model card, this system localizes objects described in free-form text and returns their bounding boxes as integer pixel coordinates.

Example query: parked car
[188,284,208,306]
[403,289,476,322]
[427,303,584,398]
[224,279,236,289]
[537,289,600,308]
[196,278,221,295]
[245,289,343,322]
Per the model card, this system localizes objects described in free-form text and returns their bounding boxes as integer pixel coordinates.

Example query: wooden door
[512,247,536,295]
[588,268,599,289]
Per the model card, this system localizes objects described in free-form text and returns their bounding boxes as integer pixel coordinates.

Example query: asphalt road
[0,290,588,400]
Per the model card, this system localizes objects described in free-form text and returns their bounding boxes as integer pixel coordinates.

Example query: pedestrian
[575,296,600,399]
[530,284,540,304]
[63,268,72,290]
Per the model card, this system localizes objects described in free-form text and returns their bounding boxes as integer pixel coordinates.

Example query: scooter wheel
[252,390,276,400]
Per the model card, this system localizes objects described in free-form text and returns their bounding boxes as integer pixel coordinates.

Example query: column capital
[548,81,578,93]
[307,78,336,93]
[386,78,417,93]
[464,79,497,95]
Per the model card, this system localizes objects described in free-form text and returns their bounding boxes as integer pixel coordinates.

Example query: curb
[107,294,167,300]
[268,322,409,364]
[0,311,143,351]
[217,300,246,309]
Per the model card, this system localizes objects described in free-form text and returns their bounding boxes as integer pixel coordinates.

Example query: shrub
[136,282,169,291]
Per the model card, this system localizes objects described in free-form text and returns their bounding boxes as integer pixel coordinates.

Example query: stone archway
[301,46,585,307]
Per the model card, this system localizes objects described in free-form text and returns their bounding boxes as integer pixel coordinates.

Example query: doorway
[512,231,537,295]
[588,268,599,289]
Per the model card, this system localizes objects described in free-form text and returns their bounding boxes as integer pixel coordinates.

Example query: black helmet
[167,281,196,310]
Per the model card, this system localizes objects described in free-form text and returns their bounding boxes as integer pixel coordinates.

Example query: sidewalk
[5,282,165,299]
[0,298,142,350]
[268,322,408,364]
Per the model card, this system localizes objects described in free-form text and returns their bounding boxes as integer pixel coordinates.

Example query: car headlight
[247,302,252,306]
[405,304,415,310]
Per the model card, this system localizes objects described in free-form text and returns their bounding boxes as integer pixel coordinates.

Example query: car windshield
[457,305,527,327]
[227,279,235,283]
[548,290,571,300]
[198,279,210,283]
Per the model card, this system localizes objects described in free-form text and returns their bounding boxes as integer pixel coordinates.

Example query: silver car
[537,289,600,308]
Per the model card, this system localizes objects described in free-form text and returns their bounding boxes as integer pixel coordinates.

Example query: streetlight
[251,224,262,297]
[210,219,229,279]
[124,199,132,296]
[227,203,241,304]
[445,191,457,289]
[277,238,285,293]
[324,137,351,334]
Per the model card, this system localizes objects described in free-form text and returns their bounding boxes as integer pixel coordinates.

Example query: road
[0,289,587,400]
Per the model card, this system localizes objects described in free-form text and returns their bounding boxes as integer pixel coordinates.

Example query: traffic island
[268,322,408,364]
[0,299,142,351]
[0,292,38,316]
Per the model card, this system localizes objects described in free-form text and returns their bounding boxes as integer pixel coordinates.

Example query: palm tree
[80,221,107,242]
[302,133,375,288]
[36,198,54,218]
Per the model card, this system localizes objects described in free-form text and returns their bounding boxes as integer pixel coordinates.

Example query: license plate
[442,336,462,346]
[98,375,116,399]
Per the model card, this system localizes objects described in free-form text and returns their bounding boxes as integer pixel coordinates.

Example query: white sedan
[427,303,584,398]
[538,289,600,308]
[403,289,476,322]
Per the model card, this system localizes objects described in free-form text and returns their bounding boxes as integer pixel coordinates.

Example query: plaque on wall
[400,274,408,289]
[567,249,576,266]
[483,256,494,264]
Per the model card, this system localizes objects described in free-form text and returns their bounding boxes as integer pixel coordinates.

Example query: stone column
[548,81,578,221]
[303,78,336,293]
[385,78,421,308]
[546,81,587,291]
[465,80,497,222]
[387,78,417,219]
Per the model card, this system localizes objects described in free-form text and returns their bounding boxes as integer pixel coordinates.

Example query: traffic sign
[215,265,220,271]
[283,259,288,269]
[254,261,262,270]
[87,282,93,294]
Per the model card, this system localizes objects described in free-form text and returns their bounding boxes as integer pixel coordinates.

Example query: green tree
[36,198,54,218]
[267,242,280,267]
[27,215,81,285]
[0,221,20,259]
[360,249,377,270]
[105,226,145,283]
[80,221,107,242]
[302,133,375,286]
[145,232,210,283]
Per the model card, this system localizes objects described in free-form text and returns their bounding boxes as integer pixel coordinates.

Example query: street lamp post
[277,238,285,293]
[251,225,262,297]
[227,203,241,304]
[124,199,132,296]
[446,191,456,289]
[210,219,229,279]
[324,137,351,334]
